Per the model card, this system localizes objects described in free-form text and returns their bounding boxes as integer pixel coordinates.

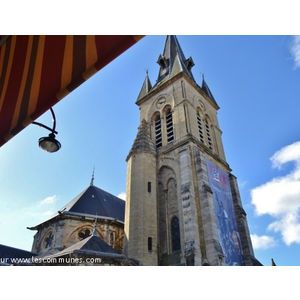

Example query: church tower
[124,36,260,266]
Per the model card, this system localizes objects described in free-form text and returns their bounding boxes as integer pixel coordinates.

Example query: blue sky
[1,35,300,267]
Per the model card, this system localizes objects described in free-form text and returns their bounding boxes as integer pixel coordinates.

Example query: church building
[124,35,261,266]
[0,35,261,266]
[25,175,137,266]
[1,176,136,266]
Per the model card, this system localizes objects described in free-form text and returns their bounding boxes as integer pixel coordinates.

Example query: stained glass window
[171,217,181,251]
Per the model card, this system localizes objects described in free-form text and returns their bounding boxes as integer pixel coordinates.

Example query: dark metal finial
[90,166,95,186]
[93,217,98,236]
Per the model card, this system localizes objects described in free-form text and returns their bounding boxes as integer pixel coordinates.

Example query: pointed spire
[90,166,95,186]
[201,74,218,105]
[136,70,152,101]
[92,218,98,236]
[155,35,195,86]
[126,119,156,161]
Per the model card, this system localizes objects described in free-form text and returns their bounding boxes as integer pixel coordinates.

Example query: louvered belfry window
[205,119,213,150]
[197,112,204,144]
[155,116,162,149]
[166,109,174,143]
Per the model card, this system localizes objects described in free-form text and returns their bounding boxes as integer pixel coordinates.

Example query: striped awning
[0,35,144,147]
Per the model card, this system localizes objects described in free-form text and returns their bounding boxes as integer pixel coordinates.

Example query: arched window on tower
[171,216,181,251]
[197,111,204,144]
[154,113,162,149]
[205,118,213,150]
[165,107,174,143]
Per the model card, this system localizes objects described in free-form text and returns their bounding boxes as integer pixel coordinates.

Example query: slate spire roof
[155,35,196,85]
[127,119,156,160]
[136,70,152,101]
[137,35,196,102]
[136,35,217,106]
[201,74,217,105]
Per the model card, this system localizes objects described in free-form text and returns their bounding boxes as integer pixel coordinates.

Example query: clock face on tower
[199,100,206,111]
[156,97,166,108]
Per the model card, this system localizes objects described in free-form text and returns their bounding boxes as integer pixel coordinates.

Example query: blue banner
[205,159,244,266]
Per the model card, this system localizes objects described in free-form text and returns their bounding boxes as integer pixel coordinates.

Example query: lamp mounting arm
[32,108,58,134]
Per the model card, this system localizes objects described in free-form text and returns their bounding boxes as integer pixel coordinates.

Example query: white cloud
[41,210,54,216]
[39,195,57,206]
[251,141,300,246]
[238,180,248,189]
[24,195,59,221]
[250,234,277,250]
[117,192,126,201]
[268,214,300,245]
[290,35,300,69]
[271,140,300,170]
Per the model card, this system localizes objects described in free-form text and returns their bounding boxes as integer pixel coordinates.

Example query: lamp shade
[38,133,61,153]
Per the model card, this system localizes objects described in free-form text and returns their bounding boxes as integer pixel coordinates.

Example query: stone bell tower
[124,35,261,266]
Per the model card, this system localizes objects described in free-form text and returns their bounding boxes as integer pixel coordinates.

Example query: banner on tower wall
[205,159,244,266]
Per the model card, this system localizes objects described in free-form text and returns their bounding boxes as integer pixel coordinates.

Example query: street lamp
[32,108,61,153]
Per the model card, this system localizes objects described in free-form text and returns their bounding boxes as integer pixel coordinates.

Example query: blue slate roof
[35,234,139,265]
[0,244,37,265]
[28,184,125,230]
[59,185,125,222]
[45,234,122,258]
[201,76,218,106]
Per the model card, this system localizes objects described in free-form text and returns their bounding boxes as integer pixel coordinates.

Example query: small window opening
[148,182,151,193]
[157,55,168,69]
[148,237,152,251]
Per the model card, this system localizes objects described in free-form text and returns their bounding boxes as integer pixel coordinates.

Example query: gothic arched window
[165,107,174,143]
[171,216,181,251]
[154,113,162,149]
[78,228,92,240]
[197,111,204,144]
[205,118,213,150]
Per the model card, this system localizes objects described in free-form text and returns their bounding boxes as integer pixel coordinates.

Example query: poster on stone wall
[205,159,244,266]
